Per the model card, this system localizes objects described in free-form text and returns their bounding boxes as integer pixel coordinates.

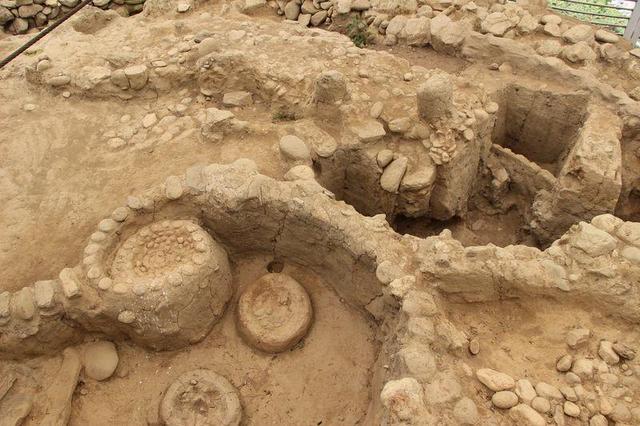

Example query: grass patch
[347,16,369,48]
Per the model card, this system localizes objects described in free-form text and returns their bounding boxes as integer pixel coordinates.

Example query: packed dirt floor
[1,0,640,424]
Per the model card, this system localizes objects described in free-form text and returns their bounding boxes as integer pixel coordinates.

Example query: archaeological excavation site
[2,0,640,423]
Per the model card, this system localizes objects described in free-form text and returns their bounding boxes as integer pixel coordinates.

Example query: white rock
[563,401,580,417]
[380,157,408,193]
[123,65,148,90]
[165,176,183,200]
[562,42,597,63]
[351,120,386,142]
[481,12,514,36]
[377,150,394,168]
[492,391,518,409]
[509,404,546,426]
[476,368,515,391]
[589,414,608,426]
[34,280,55,308]
[515,379,536,404]
[595,29,618,43]
[284,1,301,19]
[142,113,157,128]
[572,358,594,378]
[223,91,253,107]
[535,382,563,401]
[563,24,594,44]
[598,340,620,364]
[556,354,573,372]
[380,378,424,421]
[83,341,119,381]
[531,396,551,413]
[453,397,478,424]
[284,165,315,181]
[370,101,384,118]
[566,327,590,348]
[279,135,311,161]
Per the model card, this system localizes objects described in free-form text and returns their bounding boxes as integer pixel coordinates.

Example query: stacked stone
[0,0,146,35]
[474,327,638,425]
[274,0,372,27]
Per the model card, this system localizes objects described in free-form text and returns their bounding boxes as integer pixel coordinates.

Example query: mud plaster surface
[0,83,281,292]
[23,255,377,425]
[445,296,640,416]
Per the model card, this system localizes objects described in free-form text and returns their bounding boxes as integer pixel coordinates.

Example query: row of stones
[375,258,473,424]
[78,176,190,314]
[32,55,150,92]
[474,326,638,425]
[272,0,371,27]
[550,215,640,265]
[326,0,634,73]
[1,0,144,35]
[0,279,61,327]
[102,89,253,151]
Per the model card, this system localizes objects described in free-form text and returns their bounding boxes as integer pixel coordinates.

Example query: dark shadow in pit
[392,207,539,248]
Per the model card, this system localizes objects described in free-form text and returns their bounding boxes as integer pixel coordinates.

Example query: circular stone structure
[103,219,233,349]
[160,369,242,426]
[237,273,312,353]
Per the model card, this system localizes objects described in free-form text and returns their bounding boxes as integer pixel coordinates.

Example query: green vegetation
[347,16,369,48]
[272,111,297,122]
[548,0,630,35]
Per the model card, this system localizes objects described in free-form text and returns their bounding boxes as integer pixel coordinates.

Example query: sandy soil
[22,255,378,425]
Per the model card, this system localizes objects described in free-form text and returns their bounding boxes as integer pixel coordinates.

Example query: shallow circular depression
[66,254,379,425]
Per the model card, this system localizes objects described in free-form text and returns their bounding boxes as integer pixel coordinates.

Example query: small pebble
[468,338,480,355]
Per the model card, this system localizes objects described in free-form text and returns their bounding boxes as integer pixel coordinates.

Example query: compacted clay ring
[237,273,313,353]
[160,369,241,426]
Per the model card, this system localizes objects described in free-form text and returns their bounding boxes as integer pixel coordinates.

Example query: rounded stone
[111,207,130,222]
[556,354,573,372]
[98,218,117,233]
[284,165,315,181]
[279,135,311,161]
[468,338,480,355]
[165,176,183,200]
[531,396,551,413]
[160,369,241,426]
[98,277,112,290]
[476,368,515,391]
[492,391,518,409]
[564,401,580,417]
[237,273,313,353]
[83,341,119,381]
[453,397,478,424]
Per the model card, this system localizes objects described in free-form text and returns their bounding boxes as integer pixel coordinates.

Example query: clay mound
[237,273,313,353]
[160,369,242,426]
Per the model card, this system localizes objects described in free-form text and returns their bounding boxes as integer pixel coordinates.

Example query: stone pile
[273,0,372,27]
[474,327,639,425]
[0,0,146,35]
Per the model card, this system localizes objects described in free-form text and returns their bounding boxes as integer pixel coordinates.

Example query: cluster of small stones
[260,0,640,100]
[0,279,65,338]
[0,0,145,35]
[25,55,151,97]
[472,328,638,426]
[96,89,254,150]
[109,220,212,295]
[271,0,372,27]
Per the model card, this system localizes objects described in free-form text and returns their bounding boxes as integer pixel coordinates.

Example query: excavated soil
[24,256,377,425]
[1,1,640,425]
